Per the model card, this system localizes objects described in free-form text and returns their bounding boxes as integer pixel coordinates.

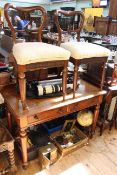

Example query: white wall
[76,0,92,10]
[9,0,50,4]
[0,0,50,10]
[0,0,109,16]
[49,1,76,11]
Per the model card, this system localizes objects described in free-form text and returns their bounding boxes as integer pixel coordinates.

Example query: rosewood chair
[100,86,117,135]
[0,120,17,174]
[4,3,70,110]
[54,10,110,98]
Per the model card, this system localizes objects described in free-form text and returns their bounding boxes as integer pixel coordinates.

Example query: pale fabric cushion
[60,42,110,60]
[108,96,117,120]
[13,42,70,65]
[0,93,4,104]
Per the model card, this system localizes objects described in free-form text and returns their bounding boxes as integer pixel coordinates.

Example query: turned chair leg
[62,62,68,101]
[100,62,106,90]
[18,72,28,110]
[7,143,17,174]
[91,104,100,138]
[8,150,17,174]
[73,62,78,99]
[100,102,110,136]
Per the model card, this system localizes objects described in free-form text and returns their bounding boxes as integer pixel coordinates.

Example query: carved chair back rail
[4,3,47,43]
[54,9,85,44]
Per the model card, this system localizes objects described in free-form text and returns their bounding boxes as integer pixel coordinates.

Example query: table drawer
[69,103,79,113]
[28,106,67,124]
[69,97,99,113]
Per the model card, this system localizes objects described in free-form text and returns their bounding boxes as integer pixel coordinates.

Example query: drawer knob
[34,115,38,120]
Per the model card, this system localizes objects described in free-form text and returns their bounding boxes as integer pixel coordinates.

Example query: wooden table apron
[6,94,103,128]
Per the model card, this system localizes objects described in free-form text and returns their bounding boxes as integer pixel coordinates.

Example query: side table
[0,120,17,175]
[1,80,106,167]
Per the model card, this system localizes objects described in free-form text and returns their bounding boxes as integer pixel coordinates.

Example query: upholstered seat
[61,41,110,98]
[13,42,70,65]
[60,42,110,60]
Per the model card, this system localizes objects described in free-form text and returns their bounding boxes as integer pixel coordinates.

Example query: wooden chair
[0,120,17,175]
[4,3,70,110]
[100,86,117,135]
[54,9,110,98]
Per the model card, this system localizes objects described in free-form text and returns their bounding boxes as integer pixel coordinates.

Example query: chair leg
[115,114,117,129]
[100,62,106,90]
[100,103,110,136]
[7,111,12,132]
[18,72,28,110]
[73,63,78,99]
[8,151,17,174]
[91,104,100,138]
[8,145,17,174]
[62,62,68,101]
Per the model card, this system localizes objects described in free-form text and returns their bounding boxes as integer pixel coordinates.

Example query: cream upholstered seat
[60,42,110,60]
[4,3,71,109]
[13,42,70,109]
[61,41,110,98]
[13,42,70,65]
[60,41,110,98]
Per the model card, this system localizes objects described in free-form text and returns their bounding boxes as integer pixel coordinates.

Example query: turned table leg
[73,63,78,99]
[20,128,28,168]
[91,104,100,137]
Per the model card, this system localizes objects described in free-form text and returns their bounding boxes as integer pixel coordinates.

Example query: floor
[0,128,117,175]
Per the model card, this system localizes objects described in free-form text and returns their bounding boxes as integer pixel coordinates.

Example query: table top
[109,85,117,91]
[2,79,106,119]
[80,34,102,40]
[93,40,117,47]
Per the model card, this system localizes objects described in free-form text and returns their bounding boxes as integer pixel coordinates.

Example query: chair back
[4,3,47,44]
[54,9,85,45]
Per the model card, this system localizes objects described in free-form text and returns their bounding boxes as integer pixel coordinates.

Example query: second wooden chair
[54,9,110,98]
